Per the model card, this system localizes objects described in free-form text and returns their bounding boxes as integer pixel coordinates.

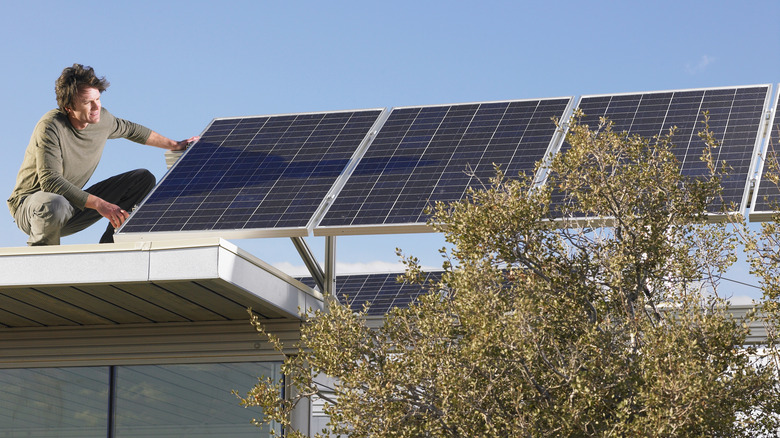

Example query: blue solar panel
[298,271,442,315]
[564,85,771,216]
[750,87,780,221]
[316,98,572,234]
[117,110,384,238]
[115,86,769,241]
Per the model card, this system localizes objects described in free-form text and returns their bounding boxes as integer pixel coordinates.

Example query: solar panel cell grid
[119,110,383,236]
[117,85,770,240]
[298,271,442,315]
[570,86,769,214]
[318,98,571,231]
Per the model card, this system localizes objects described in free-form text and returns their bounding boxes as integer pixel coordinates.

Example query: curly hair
[55,64,110,112]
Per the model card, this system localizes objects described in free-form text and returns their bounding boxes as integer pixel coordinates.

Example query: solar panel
[115,86,769,242]
[299,271,442,315]
[315,98,573,235]
[559,85,771,217]
[116,109,384,240]
[749,86,780,221]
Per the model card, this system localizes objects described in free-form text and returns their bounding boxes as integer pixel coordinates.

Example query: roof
[0,238,323,328]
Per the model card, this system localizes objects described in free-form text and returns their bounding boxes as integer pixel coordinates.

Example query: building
[0,239,323,436]
[1,84,777,436]
[0,232,441,437]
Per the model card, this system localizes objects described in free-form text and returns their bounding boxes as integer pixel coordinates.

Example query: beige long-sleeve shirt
[7,107,152,216]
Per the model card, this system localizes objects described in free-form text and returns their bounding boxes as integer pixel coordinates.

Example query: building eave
[0,238,323,328]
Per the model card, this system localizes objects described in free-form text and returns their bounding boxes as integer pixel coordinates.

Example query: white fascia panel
[147,245,221,281]
[217,243,325,317]
[0,244,151,286]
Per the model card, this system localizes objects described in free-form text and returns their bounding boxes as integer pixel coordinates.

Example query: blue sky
[1,1,778,301]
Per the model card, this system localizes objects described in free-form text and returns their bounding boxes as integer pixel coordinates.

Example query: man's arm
[88,132,199,228]
[145,131,199,151]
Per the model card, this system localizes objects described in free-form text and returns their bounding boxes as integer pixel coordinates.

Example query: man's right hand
[86,194,129,229]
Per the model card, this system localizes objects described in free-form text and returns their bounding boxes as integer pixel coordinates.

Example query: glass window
[0,367,109,438]
[114,362,281,438]
[0,362,282,438]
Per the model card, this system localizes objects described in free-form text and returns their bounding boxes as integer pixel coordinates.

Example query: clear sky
[1,1,778,302]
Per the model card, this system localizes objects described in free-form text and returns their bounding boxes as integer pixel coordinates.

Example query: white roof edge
[0,237,227,256]
[0,239,323,304]
[215,240,324,300]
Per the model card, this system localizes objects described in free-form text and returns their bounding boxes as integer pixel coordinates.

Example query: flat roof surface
[0,239,323,328]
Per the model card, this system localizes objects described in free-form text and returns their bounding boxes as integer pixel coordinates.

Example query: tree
[238,113,779,437]
[739,136,780,431]
[744,140,780,322]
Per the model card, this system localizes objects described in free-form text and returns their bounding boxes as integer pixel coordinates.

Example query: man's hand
[146,131,200,151]
[170,136,200,151]
[86,194,129,229]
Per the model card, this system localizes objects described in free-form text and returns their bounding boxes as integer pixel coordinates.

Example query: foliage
[238,114,780,437]
[739,136,780,428]
[744,142,780,319]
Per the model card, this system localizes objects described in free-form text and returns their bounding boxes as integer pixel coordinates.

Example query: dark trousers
[69,168,157,243]
[15,169,156,245]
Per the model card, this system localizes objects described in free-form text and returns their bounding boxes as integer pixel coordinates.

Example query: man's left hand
[171,136,199,151]
[146,132,200,151]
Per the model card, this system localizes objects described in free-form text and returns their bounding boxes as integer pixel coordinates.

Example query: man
[7,64,198,245]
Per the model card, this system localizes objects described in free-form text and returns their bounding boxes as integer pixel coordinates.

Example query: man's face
[66,85,101,129]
